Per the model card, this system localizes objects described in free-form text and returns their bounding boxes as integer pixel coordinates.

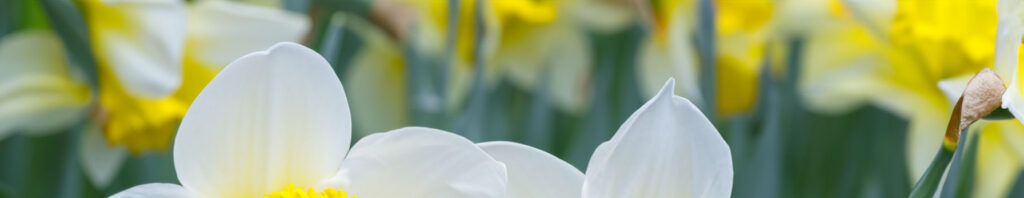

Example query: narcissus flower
[478,78,734,197]
[111,43,508,198]
[78,0,309,187]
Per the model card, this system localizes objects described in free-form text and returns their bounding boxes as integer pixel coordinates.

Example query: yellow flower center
[264,185,354,198]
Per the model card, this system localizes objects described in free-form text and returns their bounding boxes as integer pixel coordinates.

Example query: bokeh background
[1,0,1023,197]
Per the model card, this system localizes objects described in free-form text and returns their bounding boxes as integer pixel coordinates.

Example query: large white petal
[85,0,186,98]
[79,124,128,188]
[321,127,507,198]
[110,183,197,198]
[583,79,733,198]
[0,30,90,137]
[478,141,583,198]
[174,43,351,197]
[187,0,310,69]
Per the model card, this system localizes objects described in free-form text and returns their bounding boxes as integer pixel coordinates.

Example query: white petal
[0,30,90,137]
[583,79,733,198]
[86,0,186,98]
[187,0,310,69]
[111,183,197,198]
[79,124,128,188]
[174,43,351,197]
[321,127,507,198]
[478,141,583,198]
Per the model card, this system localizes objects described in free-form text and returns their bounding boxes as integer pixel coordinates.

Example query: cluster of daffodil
[10,0,1024,197]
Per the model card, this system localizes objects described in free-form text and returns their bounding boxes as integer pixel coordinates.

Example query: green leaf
[982,108,1013,120]
[933,126,981,198]
[452,0,489,140]
[695,0,717,120]
[316,12,363,81]
[908,130,960,198]
[521,73,554,151]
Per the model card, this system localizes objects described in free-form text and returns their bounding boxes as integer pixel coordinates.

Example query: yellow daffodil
[800,2,1024,196]
[484,0,633,113]
[78,0,309,188]
[0,30,91,139]
[637,0,774,117]
[112,43,508,198]
[478,79,733,197]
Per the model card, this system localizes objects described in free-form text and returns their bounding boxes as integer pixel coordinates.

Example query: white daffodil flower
[478,78,734,198]
[0,30,91,140]
[112,43,508,198]
[78,0,310,188]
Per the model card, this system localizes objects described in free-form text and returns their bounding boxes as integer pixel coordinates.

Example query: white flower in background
[112,43,508,198]
[78,0,310,188]
[0,30,91,140]
[478,78,734,197]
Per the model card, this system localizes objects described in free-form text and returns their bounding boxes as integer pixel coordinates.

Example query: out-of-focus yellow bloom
[888,1,999,186]
[0,30,92,139]
[715,0,773,116]
[637,0,774,117]
[79,0,308,188]
[349,0,632,134]
[418,0,628,112]
[82,0,189,154]
[885,0,1004,187]
[800,1,1024,196]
